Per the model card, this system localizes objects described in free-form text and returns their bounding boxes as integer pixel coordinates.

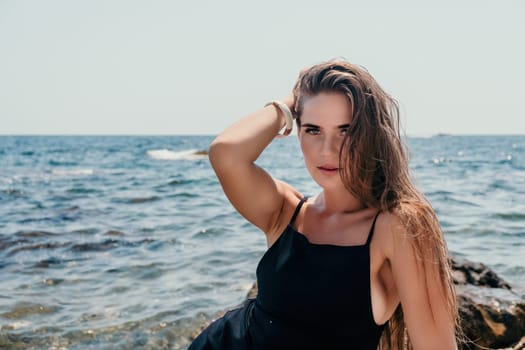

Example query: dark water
[0,135,523,349]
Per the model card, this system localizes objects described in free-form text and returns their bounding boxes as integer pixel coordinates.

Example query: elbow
[208,139,221,169]
[208,138,235,170]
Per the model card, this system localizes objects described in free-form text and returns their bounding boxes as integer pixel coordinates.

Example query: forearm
[209,101,289,165]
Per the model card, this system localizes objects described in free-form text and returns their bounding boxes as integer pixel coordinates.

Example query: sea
[0,135,523,349]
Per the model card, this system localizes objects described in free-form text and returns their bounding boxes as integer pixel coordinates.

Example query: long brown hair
[292,59,461,349]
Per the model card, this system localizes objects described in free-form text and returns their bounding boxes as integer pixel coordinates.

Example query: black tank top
[248,197,386,349]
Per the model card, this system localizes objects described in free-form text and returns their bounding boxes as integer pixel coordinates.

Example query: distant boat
[434,132,451,137]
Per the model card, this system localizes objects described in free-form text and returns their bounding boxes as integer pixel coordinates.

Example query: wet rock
[504,336,525,350]
[458,284,525,349]
[448,255,524,348]
[0,302,59,319]
[451,256,512,289]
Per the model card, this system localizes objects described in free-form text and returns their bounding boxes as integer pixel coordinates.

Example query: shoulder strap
[365,211,381,246]
[289,197,308,226]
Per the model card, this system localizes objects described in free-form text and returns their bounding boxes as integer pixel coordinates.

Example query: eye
[305,127,320,135]
[340,128,349,136]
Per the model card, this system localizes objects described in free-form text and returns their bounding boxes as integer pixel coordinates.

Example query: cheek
[299,137,308,155]
[300,140,316,166]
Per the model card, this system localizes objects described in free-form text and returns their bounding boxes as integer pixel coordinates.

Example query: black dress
[189,197,386,350]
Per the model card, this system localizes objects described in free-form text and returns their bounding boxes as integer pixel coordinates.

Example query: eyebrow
[301,123,350,129]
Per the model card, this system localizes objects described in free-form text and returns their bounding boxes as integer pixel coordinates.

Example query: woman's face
[298,92,353,190]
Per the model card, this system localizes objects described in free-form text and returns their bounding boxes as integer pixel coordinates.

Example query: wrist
[264,100,294,137]
[282,93,295,111]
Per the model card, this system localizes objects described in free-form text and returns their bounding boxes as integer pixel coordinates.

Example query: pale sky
[1,0,524,136]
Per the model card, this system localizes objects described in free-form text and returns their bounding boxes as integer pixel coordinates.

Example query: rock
[451,256,512,289]
[508,336,525,350]
[450,255,524,350]
[457,284,525,349]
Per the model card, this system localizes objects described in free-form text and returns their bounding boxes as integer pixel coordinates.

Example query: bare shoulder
[373,209,410,260]
[274,179,304,225]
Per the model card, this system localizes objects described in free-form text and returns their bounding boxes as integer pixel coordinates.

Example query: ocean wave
[66,187,99,194]
[15,230,59,238]
[48,159,79,166]
[147,149,207,160]
[491,212,525,221]
[111,196,161,204]
[34,257,69,268]
[51,169,94,176]
[0,177,13,185]
[0,189,25,201]
[193,227,226,238]
[8,242,70,256]
[168,192,199,199]
[70,238,155,253]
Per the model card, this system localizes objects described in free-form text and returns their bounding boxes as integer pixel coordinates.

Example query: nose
[320,134,340,157]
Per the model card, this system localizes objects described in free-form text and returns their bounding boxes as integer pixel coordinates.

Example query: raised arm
[385,212,458,350]
[208,94,295,235]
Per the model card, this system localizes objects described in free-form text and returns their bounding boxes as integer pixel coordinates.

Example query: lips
[317,165,339,171]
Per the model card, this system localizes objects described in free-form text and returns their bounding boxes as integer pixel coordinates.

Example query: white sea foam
[51,169,94,176]
[8,320,31,330]
[0,177,13,184]
[147,149,207,160]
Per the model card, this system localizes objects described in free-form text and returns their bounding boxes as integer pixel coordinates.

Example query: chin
[306,166,344,190]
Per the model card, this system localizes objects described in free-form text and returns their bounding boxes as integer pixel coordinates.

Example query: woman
[189,59,459,349]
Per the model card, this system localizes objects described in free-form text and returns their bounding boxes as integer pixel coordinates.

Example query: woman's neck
[314,189,367,215]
